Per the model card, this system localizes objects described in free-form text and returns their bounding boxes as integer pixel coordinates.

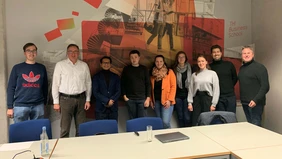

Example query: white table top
[194,122,282,151]
[52,128,230,159]
[0,139,57,159]
[232,145,282,159]
[4,122,282,158]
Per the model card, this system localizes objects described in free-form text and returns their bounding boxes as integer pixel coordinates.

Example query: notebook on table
[155,132,189,143]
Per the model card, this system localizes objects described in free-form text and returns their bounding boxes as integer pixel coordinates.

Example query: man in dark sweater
[238,46,269,126]
[7,43,48,123]
[92,56,121,121]
[210,45,237,113]
[121,50,151,119]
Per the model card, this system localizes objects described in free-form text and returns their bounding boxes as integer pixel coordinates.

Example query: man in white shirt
[52,44,92,137]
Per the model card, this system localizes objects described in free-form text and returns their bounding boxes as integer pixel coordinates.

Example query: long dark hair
[195,54,210,75]
[150,55,169,75]
[172,51,188,70]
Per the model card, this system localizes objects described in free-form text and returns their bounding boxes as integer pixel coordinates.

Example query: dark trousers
[191,91,212,126]
[60,94,86,138]
[216,95,237,113]
[147,21,165,49]
[163,23,174,49]
[175,98,191,127]
[242,103,264,126]
[126,99,146,119]
[96,108,118,121]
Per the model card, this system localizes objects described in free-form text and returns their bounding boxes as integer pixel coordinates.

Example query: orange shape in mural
[57,18,75,30]
[72,11,79,16]
[84,0,102,9]
[44,28,62,42]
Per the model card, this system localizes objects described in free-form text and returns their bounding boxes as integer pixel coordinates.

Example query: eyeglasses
[102,62,111,64]
[25,50,37,54]
[67,50,79,54]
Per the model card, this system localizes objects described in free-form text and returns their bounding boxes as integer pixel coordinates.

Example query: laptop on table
[155,132,189,143]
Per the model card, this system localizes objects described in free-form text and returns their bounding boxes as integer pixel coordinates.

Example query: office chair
[9,119,52,143]
[79,120,118,136]
[197,111,237,126]
[126,117,163,132]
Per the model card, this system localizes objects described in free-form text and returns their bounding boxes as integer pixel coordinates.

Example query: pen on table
[48,138,59,159]
[134,131,139,136]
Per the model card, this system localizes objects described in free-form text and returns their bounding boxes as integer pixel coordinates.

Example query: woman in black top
[172,51,192,127]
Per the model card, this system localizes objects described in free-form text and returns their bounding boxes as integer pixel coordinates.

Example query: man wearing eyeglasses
[92,56,120,121]
[7,43,48,123]
[52,44,91,137]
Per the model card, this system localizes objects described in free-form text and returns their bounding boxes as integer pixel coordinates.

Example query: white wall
[0,0,8,144]
[252,0,282,133]
[215,0,252,47]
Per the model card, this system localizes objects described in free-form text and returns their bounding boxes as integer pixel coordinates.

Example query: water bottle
[40,126,49,156]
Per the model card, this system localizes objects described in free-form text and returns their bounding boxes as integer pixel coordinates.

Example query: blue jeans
[154,100,174,129]
[13,103,44,123]
[126,99,147,119]
[175,98,191,127]
[242,103,264,126]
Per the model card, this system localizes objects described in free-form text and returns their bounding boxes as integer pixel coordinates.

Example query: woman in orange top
[150,55,176,128]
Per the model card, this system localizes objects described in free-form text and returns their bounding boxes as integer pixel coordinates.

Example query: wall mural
[7,0,247,120]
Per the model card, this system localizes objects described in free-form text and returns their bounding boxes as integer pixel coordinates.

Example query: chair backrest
[209,115,227,125]
[9,119,52,143]
[126,117,163,132]
[197,111,237,126]
[79,120,118,137]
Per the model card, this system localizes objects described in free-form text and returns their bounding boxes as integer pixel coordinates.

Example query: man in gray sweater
[238,46,269,126]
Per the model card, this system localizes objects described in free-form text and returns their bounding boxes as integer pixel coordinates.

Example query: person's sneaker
[170,48,176,51]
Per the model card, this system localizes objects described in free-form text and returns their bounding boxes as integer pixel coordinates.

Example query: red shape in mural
[44,28,62,42]
[84,0,102,9]
[57,18,75,30]
[72,11,79,16]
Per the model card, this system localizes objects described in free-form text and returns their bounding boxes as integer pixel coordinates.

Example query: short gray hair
[242,46,254,52]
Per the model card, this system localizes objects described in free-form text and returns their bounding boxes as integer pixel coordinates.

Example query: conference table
[1,122,282,159]
[194,122,282,151]
[52,128,230,159]
[231,145,282,159]
[0,139,57,159]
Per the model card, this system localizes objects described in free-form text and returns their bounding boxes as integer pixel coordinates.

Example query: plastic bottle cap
[42,126,46,130]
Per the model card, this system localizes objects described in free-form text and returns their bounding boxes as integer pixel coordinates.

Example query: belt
[196,91,209,96]
[60,92,85,98]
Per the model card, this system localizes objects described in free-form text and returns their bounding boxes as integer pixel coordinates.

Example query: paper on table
[0,141,33,151]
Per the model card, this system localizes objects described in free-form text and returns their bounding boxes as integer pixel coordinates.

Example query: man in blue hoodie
[7,43,48,123]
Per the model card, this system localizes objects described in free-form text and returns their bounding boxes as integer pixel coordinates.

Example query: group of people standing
[6,42,269,138]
